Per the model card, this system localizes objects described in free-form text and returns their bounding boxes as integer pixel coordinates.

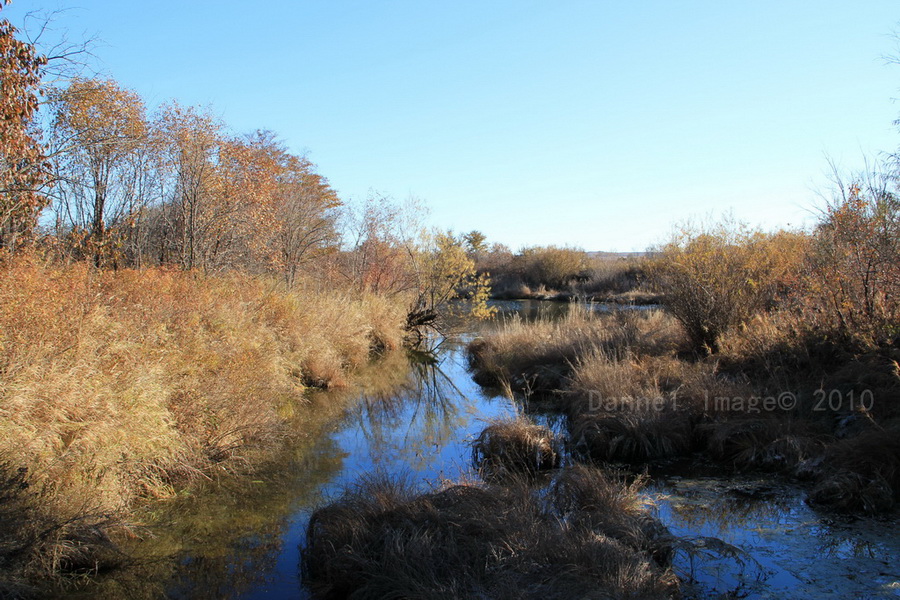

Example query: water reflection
[653,476,900,599]
[652,477,799,535]
[341,348,468,473]
[329,334,517,482]
[70,432,348,600]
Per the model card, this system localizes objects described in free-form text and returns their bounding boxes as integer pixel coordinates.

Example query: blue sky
[7,1,900,251]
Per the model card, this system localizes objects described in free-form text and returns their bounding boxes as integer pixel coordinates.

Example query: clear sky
[6,1,900,251]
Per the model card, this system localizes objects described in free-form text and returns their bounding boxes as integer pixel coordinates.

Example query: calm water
[86,301,899,599]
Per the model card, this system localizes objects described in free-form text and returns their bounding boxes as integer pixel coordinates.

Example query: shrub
[519,245,590,289]
[578,255,652,300]
[803,173,900,346]
[649,219,807,354]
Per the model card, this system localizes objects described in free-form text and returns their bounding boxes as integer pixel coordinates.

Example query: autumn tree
[407,230,495,332]
[205,130,283,270]
[341,194,420,296]
[49,77,148,266]
[0,0,48,251]
[273,153,340,285]
[153,101,223,270]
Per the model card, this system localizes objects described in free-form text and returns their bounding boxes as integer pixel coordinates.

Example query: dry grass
[471,416,559,479]
[572,411,693,464]
[467,298,900,517]
[566,349,762,464]
[700,418,828,472]
[468,307,683,395]
[567,352,738,414]
[0,255,406,584]
[302,466,678,599]
[807,426,900,513]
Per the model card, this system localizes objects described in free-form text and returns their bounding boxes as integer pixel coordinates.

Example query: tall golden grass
[0,255,406,581]
[468,306,682,394]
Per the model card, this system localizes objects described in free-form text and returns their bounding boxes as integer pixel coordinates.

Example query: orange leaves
[806,177,900,342]
[51,78,147,156]
[40,77,341,274]
[0,9,48,250]
[49,78,150,266]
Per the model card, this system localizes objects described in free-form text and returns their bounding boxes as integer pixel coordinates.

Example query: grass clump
[471,416,559,479]
[572,411,693,464]
[700,418,828,472]
[806,426,900,513]
[302,467,678,599]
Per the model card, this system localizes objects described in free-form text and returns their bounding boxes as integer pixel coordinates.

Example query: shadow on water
[64,301,900,599]
[650,473,900,599]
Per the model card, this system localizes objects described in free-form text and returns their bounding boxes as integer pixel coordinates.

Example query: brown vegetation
[0,256,406,586]
[468,200,900,513]
[471,416,559,479]
[468,306,681,394]
[302,467,678,599]
[0,1,48,251]
[475,243,657,304]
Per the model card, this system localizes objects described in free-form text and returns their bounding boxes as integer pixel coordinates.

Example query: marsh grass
[467,294,900,514]
[468,306,682,395]
[806,426,900,513]
[700,418,829,472]
[471,416,559,480]
[302,466,678,599]
[572,411,693,464]
[0,256,407,586]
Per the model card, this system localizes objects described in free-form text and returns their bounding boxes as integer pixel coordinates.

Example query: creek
[77,301,900,599]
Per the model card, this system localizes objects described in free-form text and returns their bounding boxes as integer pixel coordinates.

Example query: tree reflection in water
[342,337,483,475]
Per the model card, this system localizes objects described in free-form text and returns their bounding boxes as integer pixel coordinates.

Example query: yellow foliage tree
[805,175,900,344]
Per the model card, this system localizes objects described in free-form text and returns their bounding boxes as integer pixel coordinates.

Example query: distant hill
[586,251,653,260]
